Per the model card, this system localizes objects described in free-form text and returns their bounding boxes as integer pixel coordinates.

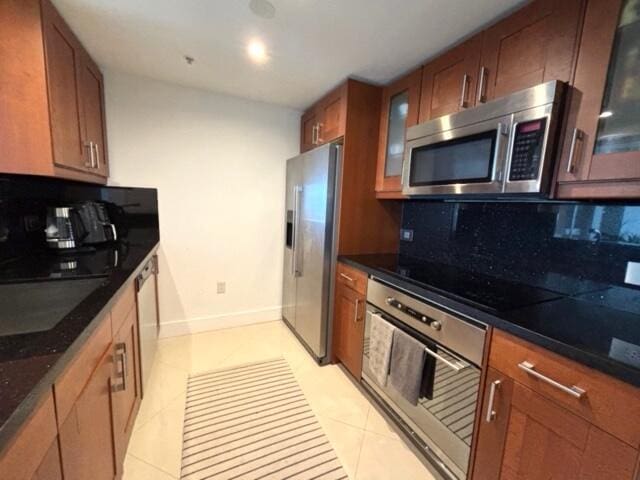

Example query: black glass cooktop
[380,256,562,313]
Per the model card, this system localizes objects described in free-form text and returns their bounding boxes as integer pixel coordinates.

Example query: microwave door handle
[493,122,509,183]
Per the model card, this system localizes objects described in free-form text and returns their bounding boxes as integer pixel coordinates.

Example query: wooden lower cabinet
[473,367,638,479]
[32,438,63,480]
[111,305,142,475]
[333,264,366,379]
[58,345,116,480]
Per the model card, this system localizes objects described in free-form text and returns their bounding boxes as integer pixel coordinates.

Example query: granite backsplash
[400,200,640,290]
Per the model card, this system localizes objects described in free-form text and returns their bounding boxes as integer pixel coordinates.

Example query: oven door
[362,306,480,479]
[402,115,512,196]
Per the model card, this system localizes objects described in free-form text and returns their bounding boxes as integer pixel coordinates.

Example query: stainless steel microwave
[402,81,566,197]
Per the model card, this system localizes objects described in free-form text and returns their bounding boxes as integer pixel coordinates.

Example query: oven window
[409,130,496,186]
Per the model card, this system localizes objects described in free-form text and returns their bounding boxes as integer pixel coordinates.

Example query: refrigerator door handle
[292,185,302,277]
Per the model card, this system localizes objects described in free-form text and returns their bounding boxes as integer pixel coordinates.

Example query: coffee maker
[45,202,117,250]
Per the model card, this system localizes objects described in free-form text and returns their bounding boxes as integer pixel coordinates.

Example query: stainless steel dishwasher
[136,255,159,393]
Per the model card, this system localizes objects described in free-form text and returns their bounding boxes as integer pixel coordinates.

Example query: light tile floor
[123,320,439,480]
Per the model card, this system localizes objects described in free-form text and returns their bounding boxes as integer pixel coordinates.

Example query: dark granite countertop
[339,253,640,388]
[0,233,159,454]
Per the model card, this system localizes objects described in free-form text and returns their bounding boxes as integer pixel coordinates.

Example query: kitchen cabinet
[32,439,63,480]
[299,83,347,152]
[0,0,108,183]
[556,0,640,198]
[471,330,640,479]
[375,68,422,197]
[0,392,62,480]
[111,304,142,476]
[58,345,116,480]
[333,263,367,379]
[301,79,400,255]
[478,0,584,103]
[42,0,108,180]
[419,36,482,123]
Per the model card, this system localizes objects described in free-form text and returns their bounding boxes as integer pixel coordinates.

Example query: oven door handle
[424,346,468,372]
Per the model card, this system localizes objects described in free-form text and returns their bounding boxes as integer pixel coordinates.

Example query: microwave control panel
[508,118,547,181]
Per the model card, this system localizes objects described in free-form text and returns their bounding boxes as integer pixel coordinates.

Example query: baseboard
[159,306,283,338]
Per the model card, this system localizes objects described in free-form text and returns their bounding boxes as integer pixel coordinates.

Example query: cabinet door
[111,306,142,474]
[31,438,63,480]
[41,0,88,173]
[317,84,346,145]
[300,108,319,152]
[479,0,583,103]
[473,374,638,479]
[333,282,365,379]
[376,68,422,196]
[556,0,640,198]
[471,368,514,480]
[78,53,108,178]
[419,35,482,122]
[58,347,116,480]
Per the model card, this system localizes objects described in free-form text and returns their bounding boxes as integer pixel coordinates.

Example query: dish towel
[389,328,427,405]
[419,340,437,400]
[368,313,395,387]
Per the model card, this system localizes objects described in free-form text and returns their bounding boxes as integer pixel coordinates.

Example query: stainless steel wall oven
[362,278,487,480]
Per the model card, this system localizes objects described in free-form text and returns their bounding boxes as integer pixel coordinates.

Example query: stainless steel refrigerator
[282,143,341,363]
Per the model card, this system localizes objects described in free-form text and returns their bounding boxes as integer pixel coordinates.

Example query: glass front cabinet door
[557,0,640,198]
[375,68,422,198]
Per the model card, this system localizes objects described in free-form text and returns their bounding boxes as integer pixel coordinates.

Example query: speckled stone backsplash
[400,201,640,288]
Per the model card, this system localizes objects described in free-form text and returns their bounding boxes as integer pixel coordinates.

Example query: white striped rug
[180,358,348,480]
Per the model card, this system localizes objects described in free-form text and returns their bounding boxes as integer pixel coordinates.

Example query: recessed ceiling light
[247,40,269,64]
[249,0,276,19]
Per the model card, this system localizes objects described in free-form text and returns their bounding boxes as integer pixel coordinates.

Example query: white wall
[104,70,300,336]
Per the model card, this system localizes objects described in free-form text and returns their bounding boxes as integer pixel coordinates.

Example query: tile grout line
[127,452,180,479]
[352,407,371,480]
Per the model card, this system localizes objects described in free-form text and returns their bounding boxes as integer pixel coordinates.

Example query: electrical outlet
[609,338,640,369]
[217,282,226,294]
[400,229,414,242]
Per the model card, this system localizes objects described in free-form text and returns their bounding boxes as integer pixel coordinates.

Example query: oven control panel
[508,118,547,181]
[386,297,441,331]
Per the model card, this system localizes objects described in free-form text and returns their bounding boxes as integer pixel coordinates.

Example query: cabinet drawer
[336,262,367,296]
[53,312,112,426]
[489,329,640,448]
[111,281,136,335]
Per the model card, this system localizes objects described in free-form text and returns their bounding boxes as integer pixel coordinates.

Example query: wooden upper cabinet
[41,0,87,173]
[0,0,108,183]
[419,35,482,123]
[375,68,422,196]
[556,0,640,198]
[78,53,109,177]
[300,109,319,152]
[299,83,347,152]
[478,0,584,103]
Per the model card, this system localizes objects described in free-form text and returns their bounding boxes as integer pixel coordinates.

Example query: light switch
[624,262,640,287]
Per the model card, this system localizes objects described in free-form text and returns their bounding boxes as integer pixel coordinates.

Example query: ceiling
[52,0,525,110]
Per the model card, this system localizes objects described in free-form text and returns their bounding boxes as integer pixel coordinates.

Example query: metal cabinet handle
[354,298,360,323]
[340,272,354,283]
[311,124,317,145]
[317,123,323,144]
[566,128,584,174]
[518,361,586,398]
[84,142,95,168]
[477,66,487,104]
[112,342,127,392]
[459,74,470,109]
[485,379,501,422]
[93,142,101,169]
[424,346,468,372]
